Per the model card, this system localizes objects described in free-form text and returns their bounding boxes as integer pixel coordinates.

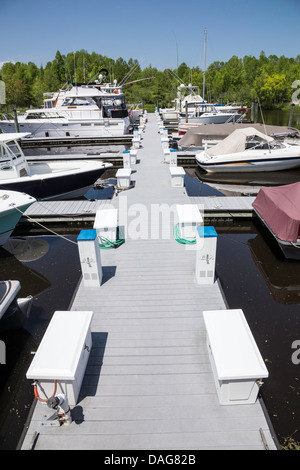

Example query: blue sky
[1,0,300,70]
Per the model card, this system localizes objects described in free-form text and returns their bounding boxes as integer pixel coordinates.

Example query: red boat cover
[252,182,300,242]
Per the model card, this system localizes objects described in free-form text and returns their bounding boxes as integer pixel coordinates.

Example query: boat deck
[20,114,277,451]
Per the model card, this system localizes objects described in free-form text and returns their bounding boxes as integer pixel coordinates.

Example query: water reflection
[215,220,300,445]
[249,232,300,305]
[188,167,300,197]
[0,234,82,450]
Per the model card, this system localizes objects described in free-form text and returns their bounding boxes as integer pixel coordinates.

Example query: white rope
[13,206,78,245]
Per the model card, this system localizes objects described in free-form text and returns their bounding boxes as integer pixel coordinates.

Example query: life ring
[238,107,248,114]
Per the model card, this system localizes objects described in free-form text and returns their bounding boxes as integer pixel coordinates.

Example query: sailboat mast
[202,29,207,102]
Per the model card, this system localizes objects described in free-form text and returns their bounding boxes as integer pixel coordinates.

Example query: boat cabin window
[25,111,63,119]
[101,96,126,108]
[62,97,96,106]
[44,99,56,108]
[101,95,128,118]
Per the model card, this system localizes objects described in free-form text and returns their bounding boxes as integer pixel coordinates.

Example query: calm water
[215,220,300,448]
[257,107,300,131]
[0,235,82,450]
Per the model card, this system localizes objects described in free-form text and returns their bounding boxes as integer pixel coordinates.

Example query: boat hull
[0,164,110,200]
[0,280,33,330]
[0,195,36,245]
[254,209,300,260]
[179,113,240,125]
[196,156,300,173]
[0,117,131,138]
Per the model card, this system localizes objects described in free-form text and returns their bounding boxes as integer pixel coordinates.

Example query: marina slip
[20,113,278,451]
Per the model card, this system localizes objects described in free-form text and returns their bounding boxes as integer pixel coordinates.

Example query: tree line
[0,49,299,110]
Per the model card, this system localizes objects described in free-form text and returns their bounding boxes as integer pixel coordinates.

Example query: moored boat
[0,190,36,246]
[252,182,300,260]
[0,280,33,330]
[0,133,112,200]
[0,78,131,138]
[195,127,300,173]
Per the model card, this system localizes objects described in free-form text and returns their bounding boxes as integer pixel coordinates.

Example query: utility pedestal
[77,229,102,287]
[195,226,217,285]
[122,150,131,169]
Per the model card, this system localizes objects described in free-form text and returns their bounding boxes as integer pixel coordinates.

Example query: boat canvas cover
[206,127,273,157]
[179,123,300,147]
[252,182,300,242]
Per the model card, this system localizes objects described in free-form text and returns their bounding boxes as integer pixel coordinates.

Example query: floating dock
[20,113,277,451]
[20,134,133,149]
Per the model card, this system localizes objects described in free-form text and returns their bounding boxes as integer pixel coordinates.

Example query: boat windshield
[247,139,285,150]
[0,140,22,163]
[101,96,126,108]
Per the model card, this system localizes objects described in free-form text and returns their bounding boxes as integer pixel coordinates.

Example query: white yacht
[160,83,205,122]
[0,80,131,138]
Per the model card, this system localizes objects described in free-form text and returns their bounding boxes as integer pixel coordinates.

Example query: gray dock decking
[21,114,277,450]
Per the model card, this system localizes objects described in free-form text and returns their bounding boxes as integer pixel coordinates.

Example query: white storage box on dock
[116,168,131,188]
[176,204,203,239]
[94,208,118,242]
[203,309,268,405]
[170,166,185,187]
[26,310,93,406]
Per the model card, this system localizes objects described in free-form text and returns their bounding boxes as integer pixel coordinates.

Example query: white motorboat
[0,280,32,330]
[160,83,204,122]
[0,79,131,138]
[0,133,112,200]
[195,127,300,173]
[253,182,300,260]
[178,104,246,130]
[0,190,36,246]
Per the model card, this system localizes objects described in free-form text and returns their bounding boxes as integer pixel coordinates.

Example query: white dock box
[116,168,131,188]
[176,204,203,239]
[94,208,118,243]
[203,309,268,405]
[26,311,93,406]
[170,166,185,187]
